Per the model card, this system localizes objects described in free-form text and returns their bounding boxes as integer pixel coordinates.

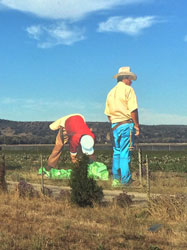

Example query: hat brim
[82,147,94,155]
[113,72,137,81]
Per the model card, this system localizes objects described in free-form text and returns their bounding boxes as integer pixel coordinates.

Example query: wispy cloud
[184,35,187,42]
[1,97,17,104]
[26,25,42,40]
[1,98,187,124]
[0,0,147,20]
[140,108,187,125]
[0,97,105,121]
[26,22,85,48]
[1,97,84,110]
[98,16,158,35]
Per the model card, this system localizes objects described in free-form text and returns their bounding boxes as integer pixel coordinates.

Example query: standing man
[46,114,95,171]
[104,67,140,186]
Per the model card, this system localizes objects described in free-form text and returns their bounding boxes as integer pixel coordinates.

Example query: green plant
[70,155,104,207]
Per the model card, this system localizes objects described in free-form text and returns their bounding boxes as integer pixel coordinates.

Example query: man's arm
[107,116,112,123]
[131,109,140,136]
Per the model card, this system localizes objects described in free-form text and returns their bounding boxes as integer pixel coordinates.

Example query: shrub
[113,191,133,207]
[18,180,39,198]
[70,155,104,207]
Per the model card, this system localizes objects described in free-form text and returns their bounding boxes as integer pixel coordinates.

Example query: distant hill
[0,119,187,144]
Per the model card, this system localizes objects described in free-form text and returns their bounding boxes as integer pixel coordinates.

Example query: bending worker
[46,114,95,171]
[104,66,140,187]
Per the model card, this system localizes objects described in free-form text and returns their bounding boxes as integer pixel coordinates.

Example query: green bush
[70,155,104,207]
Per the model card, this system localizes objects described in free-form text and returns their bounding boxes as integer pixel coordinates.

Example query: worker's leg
[112,124,120,181]
[48,127,68,169]
[119,123,134,184]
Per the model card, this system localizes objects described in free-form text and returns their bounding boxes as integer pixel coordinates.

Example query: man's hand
[71,158,78,163]
[134,126,140,136]
[70,153,78,163]
[107,116,112,123]
[131,109,140,136]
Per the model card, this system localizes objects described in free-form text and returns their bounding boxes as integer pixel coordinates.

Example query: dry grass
[1,150,187,249]
[149,172,187,195]
[0,190,186,250]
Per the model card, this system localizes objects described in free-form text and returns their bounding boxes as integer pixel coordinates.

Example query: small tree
[70,155,103,207]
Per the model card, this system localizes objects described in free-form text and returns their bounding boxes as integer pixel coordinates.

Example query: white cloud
[140,108,187,125]
[98,16,158,35]
[0,0,147,20]
[26,22,85,48]
[0,0,151,48]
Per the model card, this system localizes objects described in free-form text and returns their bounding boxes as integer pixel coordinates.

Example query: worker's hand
[72,158,78,163]
[70,154,78,163]
[134,126,140,136]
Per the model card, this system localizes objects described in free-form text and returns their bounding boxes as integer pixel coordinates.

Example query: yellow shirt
[104,81,138,123]
[49,114,85,130]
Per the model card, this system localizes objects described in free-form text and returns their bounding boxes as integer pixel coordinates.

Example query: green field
[2,148,187,194]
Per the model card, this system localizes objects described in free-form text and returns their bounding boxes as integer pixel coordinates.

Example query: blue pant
[112,123,135,184]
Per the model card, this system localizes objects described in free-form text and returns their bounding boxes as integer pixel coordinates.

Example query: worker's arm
[107,116,112,123]
[131,109,140,136]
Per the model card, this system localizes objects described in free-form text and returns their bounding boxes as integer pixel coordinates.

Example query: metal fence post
[138,148,142,186]
[146,154,150,200]
[41,154,44,194]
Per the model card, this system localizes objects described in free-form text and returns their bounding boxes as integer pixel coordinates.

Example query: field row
[1,149,187,194]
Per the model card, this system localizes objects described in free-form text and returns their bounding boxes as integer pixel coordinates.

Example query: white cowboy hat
[80,135,94,155]
[113,66,137,81]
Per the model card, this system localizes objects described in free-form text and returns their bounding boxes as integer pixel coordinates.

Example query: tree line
[0,119,187,144]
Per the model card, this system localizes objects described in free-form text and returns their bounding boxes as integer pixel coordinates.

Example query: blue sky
[0,0,187,125]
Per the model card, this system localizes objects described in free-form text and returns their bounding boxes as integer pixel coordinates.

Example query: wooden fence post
[0,154,7,192]
[138,148,142,186]
[146,154,150,200]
